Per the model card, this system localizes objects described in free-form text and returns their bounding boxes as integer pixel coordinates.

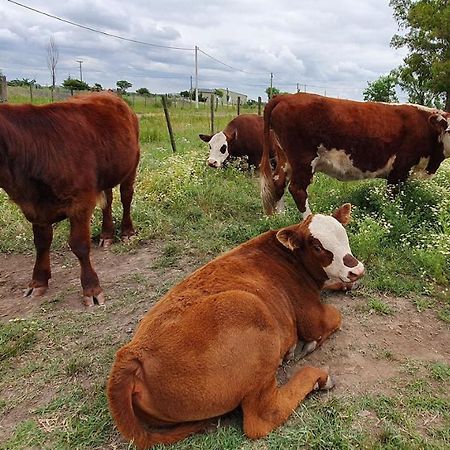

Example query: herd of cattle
[1,91,449,449]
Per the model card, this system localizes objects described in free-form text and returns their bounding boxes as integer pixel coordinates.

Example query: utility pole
[296,83,299,93]
[194,45,199,109]
[76,60,83,82]
[270,72,273,99]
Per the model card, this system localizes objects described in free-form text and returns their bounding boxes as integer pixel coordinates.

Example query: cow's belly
[311,144,396,181]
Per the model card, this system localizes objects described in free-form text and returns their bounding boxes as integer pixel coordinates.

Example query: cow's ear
[229,129,238,143]
[429,114,448,131]
[276,228,302,251]
[332,203,352,226]
[199,134,212,142]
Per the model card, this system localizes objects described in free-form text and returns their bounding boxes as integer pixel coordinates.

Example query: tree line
[363,0,450,111]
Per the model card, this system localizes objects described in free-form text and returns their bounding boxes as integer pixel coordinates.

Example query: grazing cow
[260,93,450,216]
[199,114,277,168]
[0,93,140,306]
[108,204,364,449]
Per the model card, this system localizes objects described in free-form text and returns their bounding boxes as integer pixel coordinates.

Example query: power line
[7,0,194,51]
[197,48,269,75]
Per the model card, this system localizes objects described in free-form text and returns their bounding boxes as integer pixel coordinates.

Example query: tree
[389,0,450,111]
[136,87,151,96]
[116,80,132,94]
[46,36,59,101]
[91,83,103,91]
[363,75,399,102]
[214,89,224,98]
[62,77,89,95]
[265,86,280,99]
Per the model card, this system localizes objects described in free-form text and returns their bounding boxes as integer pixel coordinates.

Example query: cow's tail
[107,350,211,450]
[260,97,290,215]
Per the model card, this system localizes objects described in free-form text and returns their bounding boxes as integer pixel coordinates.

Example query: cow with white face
[200,114,271,168]
[108,203,364,449]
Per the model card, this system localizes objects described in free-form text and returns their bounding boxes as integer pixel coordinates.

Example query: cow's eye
[313,244,322,253]
[220,145,227,154]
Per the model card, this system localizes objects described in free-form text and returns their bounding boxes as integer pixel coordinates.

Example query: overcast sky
[0,0,407,100]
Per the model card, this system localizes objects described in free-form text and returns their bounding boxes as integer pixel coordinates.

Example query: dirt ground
[1,245,449,444]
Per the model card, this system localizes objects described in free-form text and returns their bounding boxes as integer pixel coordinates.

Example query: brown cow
[199,114,276,168]
[108,204,364,449]
[260,93,450,216]
[0,93,140,306]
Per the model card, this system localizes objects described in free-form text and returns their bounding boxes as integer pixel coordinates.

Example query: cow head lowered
[199,130,237,168]
[276,203,365,290]
[429,113,450,158]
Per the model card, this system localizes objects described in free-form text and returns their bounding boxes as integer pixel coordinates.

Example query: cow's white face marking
[441,125,450,158]
[309,214,364,283]
[409,157,433,180]
[311,144,396,181]
[207,132,229,168]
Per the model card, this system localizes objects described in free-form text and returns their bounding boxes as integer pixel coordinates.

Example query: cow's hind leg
[242,367,332,439]
[288,168,313,218]
[69,207,104,307]
[25,224,53,297]
[119,172,137,241]
[100,188,114,247]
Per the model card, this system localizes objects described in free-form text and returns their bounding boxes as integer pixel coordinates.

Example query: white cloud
[0,0,406,99]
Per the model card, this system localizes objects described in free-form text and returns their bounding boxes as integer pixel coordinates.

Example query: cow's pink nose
[207,160,219,168]
[348,266,365,281]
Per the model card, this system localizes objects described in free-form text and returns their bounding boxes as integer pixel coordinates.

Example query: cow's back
[0,93,139,197]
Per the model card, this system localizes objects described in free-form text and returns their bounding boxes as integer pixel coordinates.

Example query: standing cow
[260,93,450,216]
[108,204,364,449]
[0,93,140,306]
[200,114,277,168]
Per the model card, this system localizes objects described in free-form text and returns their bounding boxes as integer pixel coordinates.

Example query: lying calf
[108,204,364,449]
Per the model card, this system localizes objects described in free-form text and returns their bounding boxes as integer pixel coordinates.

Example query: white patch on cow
[441,128,450,158]
[309,214,364,283]
[409,157,433,180]
[302,199,311,219]
[311,144,396,181]
[207,132,229,167]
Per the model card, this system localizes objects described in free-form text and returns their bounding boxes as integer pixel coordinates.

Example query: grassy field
[0,94,449,449]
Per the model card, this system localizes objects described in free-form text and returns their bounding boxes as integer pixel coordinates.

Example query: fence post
[258,96,262,115]
[210,93,215,134]
[0,76,7,103]
[237,96,241,115]
[29,84,33,103]
[162,95,176,153]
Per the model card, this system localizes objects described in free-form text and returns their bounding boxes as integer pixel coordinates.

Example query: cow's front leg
[69,210,104,307]
[296,304,342,358]
[24,224,53,297]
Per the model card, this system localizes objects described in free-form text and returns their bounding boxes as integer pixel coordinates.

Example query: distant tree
[136,87,151,96]
[116,80,132,94]
[62,77,89,95]
[389,0,450,111]
[265,86,280,99]
[363,75,399,102]
[91,83,103,92]
[214,89,224,98]
[46,36,59,100]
